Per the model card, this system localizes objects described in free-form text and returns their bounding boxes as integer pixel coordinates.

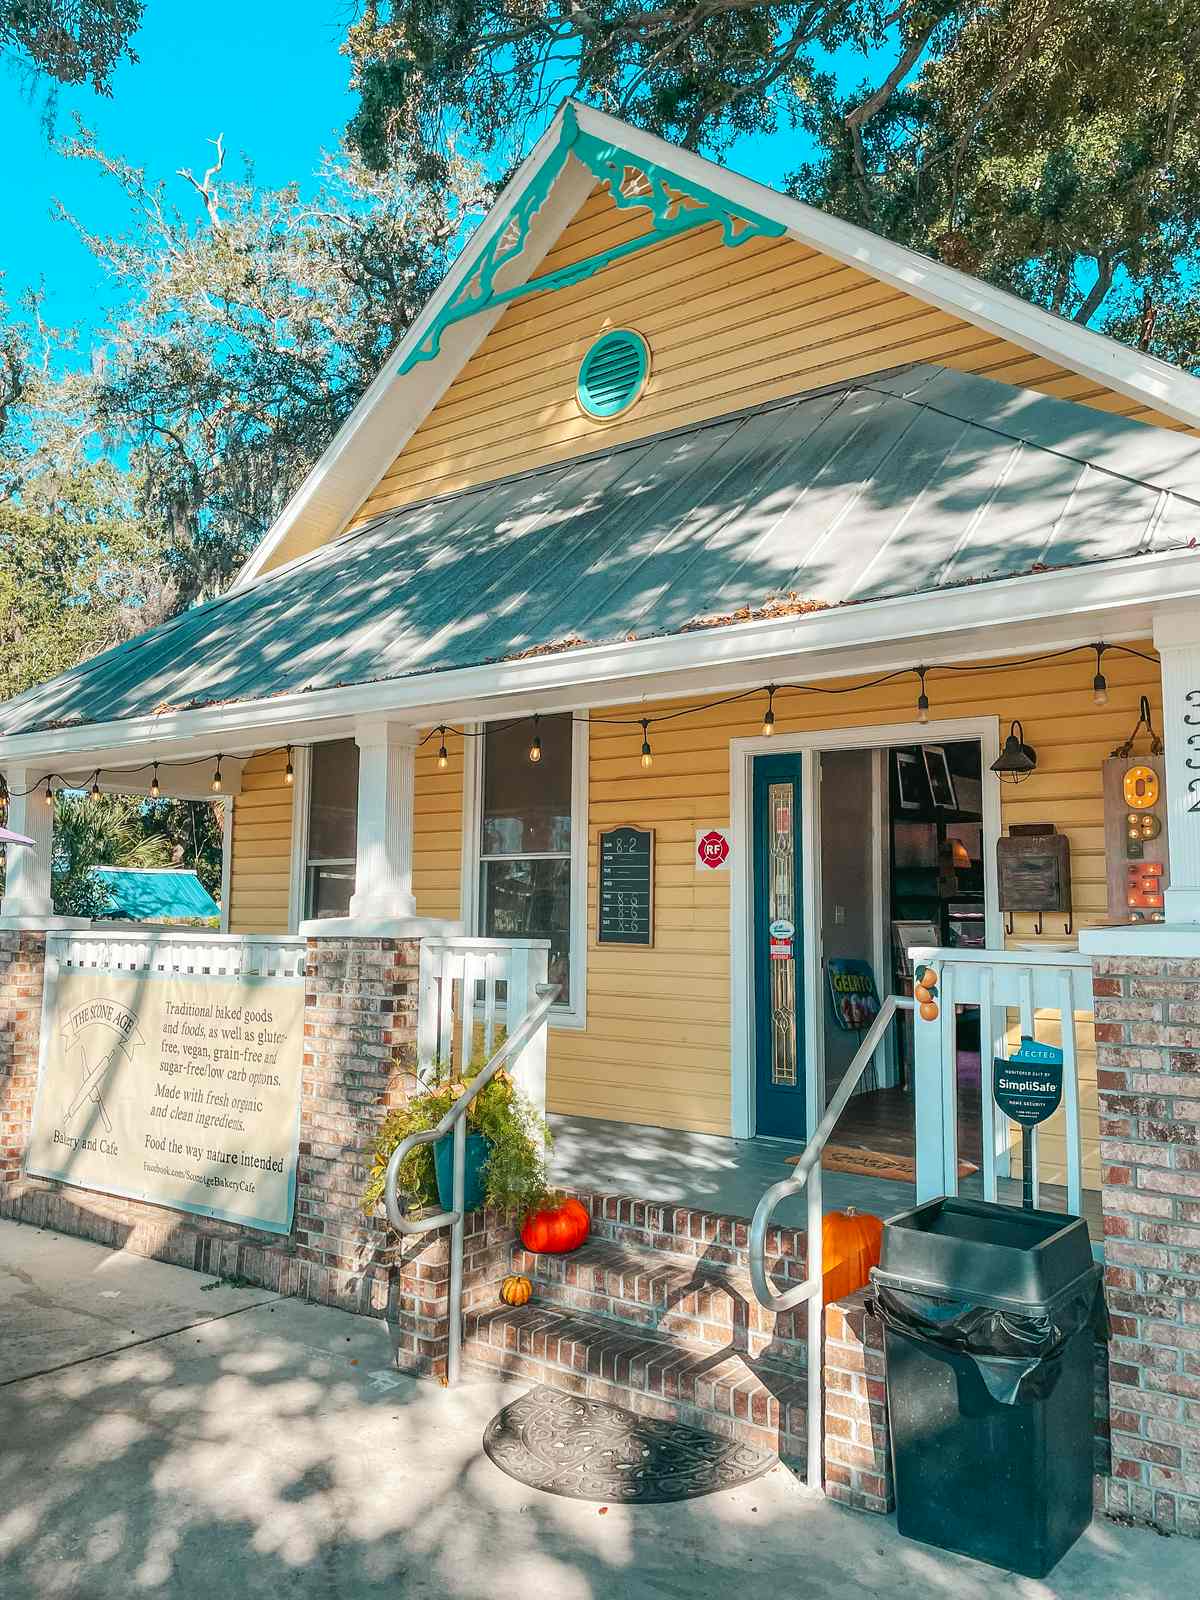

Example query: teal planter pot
[434,1131,490,1214]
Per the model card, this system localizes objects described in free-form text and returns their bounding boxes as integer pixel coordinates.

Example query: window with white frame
[473,713,585,1017]
[304,739,359,919]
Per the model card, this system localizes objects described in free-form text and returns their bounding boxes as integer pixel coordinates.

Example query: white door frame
[729,716,1002,1141]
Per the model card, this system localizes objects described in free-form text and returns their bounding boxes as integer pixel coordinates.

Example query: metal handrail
[747,993,914,1493]
[381,981,560,1384]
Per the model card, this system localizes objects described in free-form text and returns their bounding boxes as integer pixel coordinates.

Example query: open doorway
[817,739,987,1170]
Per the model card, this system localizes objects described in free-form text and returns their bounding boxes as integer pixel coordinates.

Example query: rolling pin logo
[59,1000,145,1139]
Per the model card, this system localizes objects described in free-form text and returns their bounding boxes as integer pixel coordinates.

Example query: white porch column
[0,768,87,929]
[1154,611,1200,923]
[298,721,462,939]
[349,719,418,922]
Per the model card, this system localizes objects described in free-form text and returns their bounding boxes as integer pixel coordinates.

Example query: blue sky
[4,4,840,344]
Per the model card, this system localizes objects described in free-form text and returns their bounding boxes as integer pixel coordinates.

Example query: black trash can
[870,1196,1103,1578]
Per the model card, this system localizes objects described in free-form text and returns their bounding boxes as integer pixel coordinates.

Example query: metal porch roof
[5,364,1200,740]
[90,867,220,921]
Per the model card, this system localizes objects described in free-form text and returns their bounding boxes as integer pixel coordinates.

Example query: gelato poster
[26,969,305,1233]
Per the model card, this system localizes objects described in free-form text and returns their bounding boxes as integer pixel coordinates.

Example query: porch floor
[547,1114,1103,1240]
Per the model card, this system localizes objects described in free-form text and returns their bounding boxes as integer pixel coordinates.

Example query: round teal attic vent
[576,330,650,419]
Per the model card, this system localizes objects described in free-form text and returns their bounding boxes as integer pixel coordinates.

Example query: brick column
[298,936,423,1312]
[0,932,47,1205]
[1090,948,1200,1537]
[824,1290,893,1513]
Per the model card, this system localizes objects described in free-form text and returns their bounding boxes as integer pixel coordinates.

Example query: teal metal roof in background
[91,868,220,922]
[4,363,1200,740]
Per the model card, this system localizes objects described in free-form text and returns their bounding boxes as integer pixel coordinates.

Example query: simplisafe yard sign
[696,828,731,871]
[993,1036,1065,1210]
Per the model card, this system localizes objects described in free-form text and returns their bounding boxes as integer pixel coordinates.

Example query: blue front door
[752,753,806,1139]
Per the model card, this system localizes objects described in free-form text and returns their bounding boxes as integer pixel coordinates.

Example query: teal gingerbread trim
[397,106,786,374]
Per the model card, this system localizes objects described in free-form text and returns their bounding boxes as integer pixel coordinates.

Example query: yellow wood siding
[413,738,463,922]
[538,644,1161,1185]
[227,748,293,934]
[226,739,462,934]
[321,186,1194,546]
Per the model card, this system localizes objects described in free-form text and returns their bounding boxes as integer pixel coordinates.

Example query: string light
[4,644,1159,803]
[1092,643,1109,706]
[761,685,776,737]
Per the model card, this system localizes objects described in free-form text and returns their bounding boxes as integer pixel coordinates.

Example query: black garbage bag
[869,1267,1104,1405]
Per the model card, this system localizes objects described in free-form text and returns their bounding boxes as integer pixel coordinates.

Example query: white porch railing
[416,937,553,1114]
[50,928,306,983]
[910,946,1095,1215]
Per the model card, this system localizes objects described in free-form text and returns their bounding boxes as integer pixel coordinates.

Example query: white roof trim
[4,546,1193,768]
[234,99,1200,591]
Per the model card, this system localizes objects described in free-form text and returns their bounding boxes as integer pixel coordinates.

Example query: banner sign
[993,1036,1064,1128]
[26,969,305,1233]
[826,958,881,1032]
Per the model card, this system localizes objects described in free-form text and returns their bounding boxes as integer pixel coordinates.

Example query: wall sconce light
[991,720,1037,784]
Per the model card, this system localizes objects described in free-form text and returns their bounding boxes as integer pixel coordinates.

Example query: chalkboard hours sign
[598,826,654,946]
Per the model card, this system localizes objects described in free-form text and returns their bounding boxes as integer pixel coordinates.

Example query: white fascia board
[2,547,1193,769]
[234,113,591,591]
[572,104,1200,432]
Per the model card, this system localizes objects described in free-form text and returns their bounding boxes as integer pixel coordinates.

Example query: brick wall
[824,1291,892,1513]
[1091,951,1200,1537]
[0,930,515,1374]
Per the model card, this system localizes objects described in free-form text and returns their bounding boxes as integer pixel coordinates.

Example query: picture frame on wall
[895,750,922,810]
[923,745,957,810]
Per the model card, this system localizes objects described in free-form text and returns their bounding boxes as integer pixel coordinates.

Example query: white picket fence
[415,937,552,1114]
[911,946,1095,1215]
[49,929,306,984]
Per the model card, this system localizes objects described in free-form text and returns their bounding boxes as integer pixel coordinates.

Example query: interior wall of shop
[818,748,877,1108]
[225,649,1160,1182]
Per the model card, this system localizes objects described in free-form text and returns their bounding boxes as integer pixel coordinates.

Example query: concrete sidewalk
[0,1218,1193,1600]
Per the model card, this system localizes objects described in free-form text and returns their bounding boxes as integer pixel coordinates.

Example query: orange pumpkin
[520,1196,590,1254]
[821,1207,884,1305]
[499,1274,533,1306]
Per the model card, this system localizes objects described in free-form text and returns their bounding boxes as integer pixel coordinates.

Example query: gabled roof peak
[234,100,1200,591]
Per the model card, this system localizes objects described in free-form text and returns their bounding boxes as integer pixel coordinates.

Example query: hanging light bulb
[43,778,54,808]
[528,714,542,764]
[90,773,101,801]
[1092,643,1109,706]
[916,666,930,724]
[437,727,449,770]
[761,685,776,737]
[284,746,295,785]
[640,719,653,770]
[150,762,161,800]
[211,755,223,794]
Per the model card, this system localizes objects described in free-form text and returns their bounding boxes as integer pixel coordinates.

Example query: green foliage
[49,791,171,919]
[1,1,143,95]
[362,1061,552,1221]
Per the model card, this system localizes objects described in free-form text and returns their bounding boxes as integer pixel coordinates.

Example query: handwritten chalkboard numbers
[598,826,654,946]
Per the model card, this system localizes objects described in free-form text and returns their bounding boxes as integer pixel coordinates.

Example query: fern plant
[363,1059,552,1220]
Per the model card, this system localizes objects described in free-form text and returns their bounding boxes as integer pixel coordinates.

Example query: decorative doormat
[482,1385,775,1503]
[789,1144,978,1183]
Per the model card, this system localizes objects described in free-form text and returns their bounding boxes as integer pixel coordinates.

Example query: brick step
[579,1191,807,1278]
[510,1237,809,1358]
[463,1302,809,1462]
